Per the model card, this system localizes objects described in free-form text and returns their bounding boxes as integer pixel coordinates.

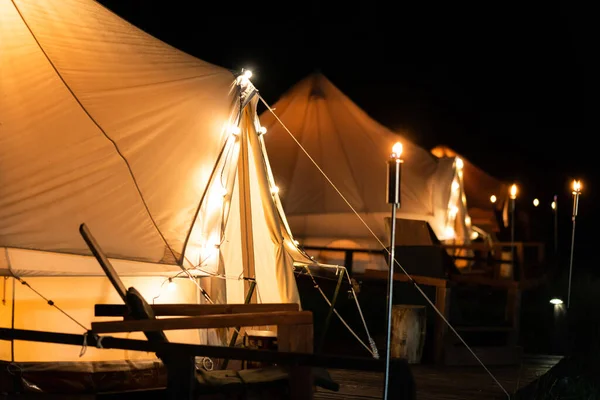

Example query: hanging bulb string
[260,95,510,398]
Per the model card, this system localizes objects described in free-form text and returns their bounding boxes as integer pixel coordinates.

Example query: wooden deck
[315,355,561,399]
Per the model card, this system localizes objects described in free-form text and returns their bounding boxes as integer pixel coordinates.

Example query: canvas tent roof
[260,74,471,247]
[431,145,507,232]
[0,0,311,304]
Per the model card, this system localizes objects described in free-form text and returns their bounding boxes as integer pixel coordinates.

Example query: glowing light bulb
[271,186,279,194]
[551,201,556,210]
[449,206,458,217]
[550,298,563,305]
[230,126,240,136]
[465,215,471,226]
[243,70,252,79]
[490,195,497,204]
[455,157,464,170]
[451,181,460,192]
[509,184,518,200]
[572,180,582,194]
[167,278,176,292]
[533,198,539,207]
[293,239,299,245]
[391,142,403,158]
[444,226,455,239]
[219,186,228,197]
[258,126,267,135]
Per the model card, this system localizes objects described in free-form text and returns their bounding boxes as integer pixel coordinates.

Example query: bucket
[391,305,426,363]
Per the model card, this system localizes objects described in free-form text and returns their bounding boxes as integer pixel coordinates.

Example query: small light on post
[387,142,403,205]
[551,201,556,210]
[567,179,583,309]
[509,184,518,200]
[550,298,563,305]
[533,198,539,207]
[490,195,497,204]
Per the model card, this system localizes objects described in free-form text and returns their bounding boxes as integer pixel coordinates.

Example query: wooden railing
[303,241,547,282]
[441,241,546,281]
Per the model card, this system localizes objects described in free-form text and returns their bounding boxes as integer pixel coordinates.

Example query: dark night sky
[99,1,596,260]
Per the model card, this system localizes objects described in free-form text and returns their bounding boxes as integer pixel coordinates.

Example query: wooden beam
[434,286,451,365]
[91,311,312,334]
[362,269,450,288]
[95,303,299,317]
[0,328,413,374]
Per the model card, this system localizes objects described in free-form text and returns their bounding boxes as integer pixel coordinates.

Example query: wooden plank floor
[315,355,561,399]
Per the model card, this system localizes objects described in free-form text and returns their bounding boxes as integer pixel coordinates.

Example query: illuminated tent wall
[260,74,471,272]
[0,0,312,362]
[431,145,508,235]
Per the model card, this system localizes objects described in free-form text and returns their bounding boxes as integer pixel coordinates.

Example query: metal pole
[383,146,402,400]
[510,198,516,273]
[567,190,580,309]
[384,203,398,400]
[553,195,558,255]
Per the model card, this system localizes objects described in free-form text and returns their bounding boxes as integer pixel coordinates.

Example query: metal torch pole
[510,198,516,272]
[553,195,558,255]
[567,190,580,309]
[383,155,401,400]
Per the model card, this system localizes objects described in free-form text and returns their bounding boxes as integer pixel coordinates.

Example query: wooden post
[278,324,314,400]
[505,287,521,346]
[434,285,451,365]
[344,250,354,275]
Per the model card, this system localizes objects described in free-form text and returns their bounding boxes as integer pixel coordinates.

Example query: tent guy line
[299,265,378,358]
[259,95,511,398]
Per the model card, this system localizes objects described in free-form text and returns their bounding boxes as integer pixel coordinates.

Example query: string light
[258,126,267,135]
[533,198,539,207]
[167,278,176,292]
[490,195,497,204]
[271,186,279,195]
[455,157,464,170]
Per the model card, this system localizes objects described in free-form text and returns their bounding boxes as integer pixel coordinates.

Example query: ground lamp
[383,141,402,400]
[509,184,518,270]
[551,195,558,255]
[567,180,582,308]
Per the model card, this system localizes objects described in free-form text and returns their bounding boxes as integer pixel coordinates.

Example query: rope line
[299,266,375,357]
[260,95,510,398]
[11,275,88,332]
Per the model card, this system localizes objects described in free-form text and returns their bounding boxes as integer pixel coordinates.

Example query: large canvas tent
[260,74,472,271]
[0,0,313,362]
[431,145,508,234]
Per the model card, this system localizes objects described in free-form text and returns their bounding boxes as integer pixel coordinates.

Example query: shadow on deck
[315,354,561,399]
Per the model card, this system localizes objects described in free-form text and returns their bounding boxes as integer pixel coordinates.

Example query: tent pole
[317,268,345,353]
[222,279,256,368]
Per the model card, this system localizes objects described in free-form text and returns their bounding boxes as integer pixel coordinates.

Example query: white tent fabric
[260,74,471,259]
[431,145,507,233]
[0,0,314,361]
